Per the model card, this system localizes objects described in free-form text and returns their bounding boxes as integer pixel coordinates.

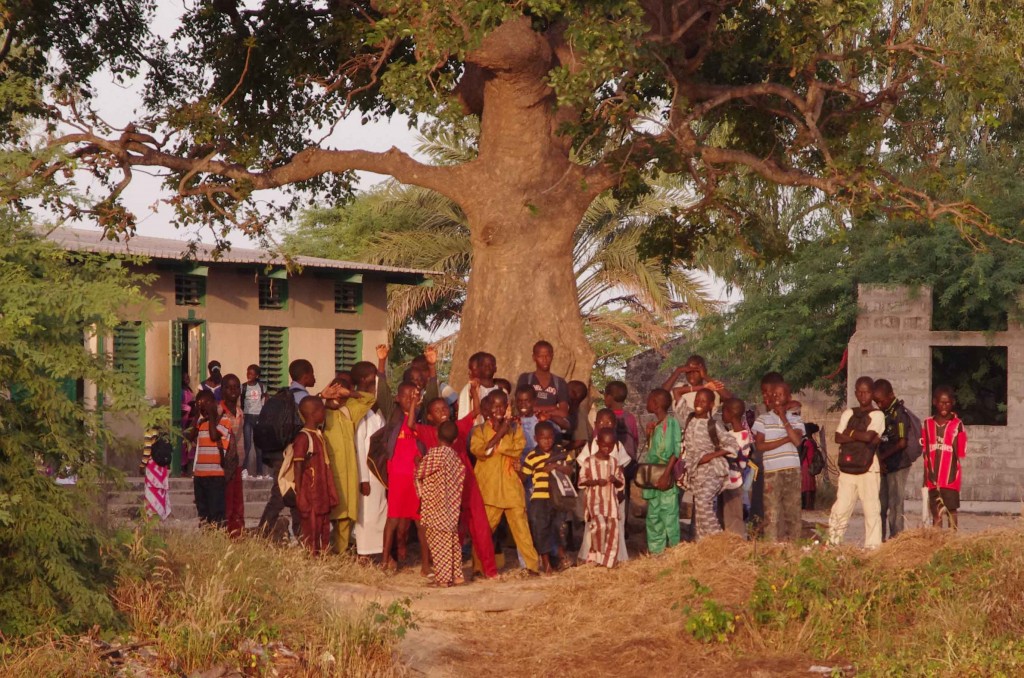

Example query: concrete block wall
[848,284,1023,503]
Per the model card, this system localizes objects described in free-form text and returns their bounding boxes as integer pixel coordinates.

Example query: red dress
[415,414,498,578]
[387,423,421,519]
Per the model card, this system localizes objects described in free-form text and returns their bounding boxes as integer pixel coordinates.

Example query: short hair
[684,354,707,369]
[490,389,509,404]
[760,372,785,387]
[194,389,214,404]
[401,367,417,382]
[568,380,588,400]
[480,393,494,410]
[495,378,511,394]
[854,375,875,389]
[437,420,459,444]
[397,380,418,396]
[696,387,715,401]
[480,352,496,364]
[648,388,672,410]
[468,351,484,368]
[351,361,376,385]
[533,340,553,354]
[411,354,429,369]
[222,373,240,387]
[208,360,221,373]
[289,359,313,381]
[299,395,323,416]
[246,364,261,376]
[514,384,536,399]
[933,384,956,400]
[535,420,557,437]
[595,407,617,423]
[724,397,745,411]
[425,397,448,413]
[604,380,628,403]
[873,378,894,395]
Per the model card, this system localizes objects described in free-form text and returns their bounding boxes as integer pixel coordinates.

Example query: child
[416,421,467,587]
[643,388,681,553]
[220,373,246,537]
[185,390,231,527]
[576,408,631,563]
[603,381,640,532]
[458,353,500,421]
[201,360,223,403]
[923,385,967,530]
[292,396,338,555]
[471,389,539,574]
[242,364,267,478]
[680,389,738,541]
[515,385,541,493]
[142,426,171,520]
[355,348,390,562]
[579,427,625,567]
[522,421,573,573]
[323,369,376,554]
[494,378,512,396]
[828,376,884,548]
[566,380,592,454]
[662,354,731,418]
[415,388,499,579]
[752,379,806,542]
[720,397,751,536]
[516,340,571,430]
[380,382,430,573]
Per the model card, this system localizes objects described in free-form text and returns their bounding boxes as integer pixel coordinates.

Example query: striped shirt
[522,447,571,501]
[192,415,232,477]
[752,411,805,473]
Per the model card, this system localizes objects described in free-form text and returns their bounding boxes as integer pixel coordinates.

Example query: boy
[516,340,570,429]
[242,364,267,478]
[185,390,231,527]
[220,373,246,537]
[662,354,731,418]
[923,386,967,530]
[415,388,499,579]
[515,385,541,492]
[720,397,752,537]
[416,420,467,587]
[828,376,884,548]
[872,378,912,539]
[292,396,338,555]
[642,388,680,554]
[458,352,500,421]
[355,350,389,562]
[471,389,539,573]
[680,389,738,541]
[579,427,625,568]
[323,368,376,554]
[752,379,805,542]
[522,421,573,573]
[603,380,639,531]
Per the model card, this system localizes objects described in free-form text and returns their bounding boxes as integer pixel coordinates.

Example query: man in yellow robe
[324,379,376,554]
[470,390,539,573]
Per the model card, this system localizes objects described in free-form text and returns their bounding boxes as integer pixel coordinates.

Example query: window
[931,346,1007,426]
[175,274,205,306]
[335,329,362,373]
[335,282,362,313]
[113,322,145,390]
[260,326,288,388]
[259,277,288,310]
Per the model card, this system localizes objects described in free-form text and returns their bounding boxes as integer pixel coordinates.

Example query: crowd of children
[154,343,966,584]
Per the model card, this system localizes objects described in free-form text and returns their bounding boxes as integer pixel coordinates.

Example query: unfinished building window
[931,346,1008,426]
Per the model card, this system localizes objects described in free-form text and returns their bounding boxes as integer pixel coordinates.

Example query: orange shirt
[193,415,232,477]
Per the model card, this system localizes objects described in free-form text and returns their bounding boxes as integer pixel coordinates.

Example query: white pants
[578,500,629,563]
[829,470,882,549]
[355,475,387,555]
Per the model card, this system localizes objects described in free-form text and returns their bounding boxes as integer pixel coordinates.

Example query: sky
[72,1,739,307]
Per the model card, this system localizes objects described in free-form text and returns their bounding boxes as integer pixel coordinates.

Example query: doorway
[170,319,206,474]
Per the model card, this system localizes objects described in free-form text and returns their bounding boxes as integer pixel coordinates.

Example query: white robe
[354,408,387,555]
[576,440,630,563]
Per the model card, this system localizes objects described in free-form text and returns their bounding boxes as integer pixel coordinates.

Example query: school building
[51,228,431,473]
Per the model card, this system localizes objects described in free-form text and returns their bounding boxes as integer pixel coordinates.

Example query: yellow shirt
[323,391,376,521]
[470,422,526,509]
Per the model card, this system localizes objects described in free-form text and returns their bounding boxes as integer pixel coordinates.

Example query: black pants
[257,456,300,538]
[194,475,226,526]
[528,498,557,557]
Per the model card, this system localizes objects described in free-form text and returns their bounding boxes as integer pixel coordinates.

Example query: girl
[680,389,738,541]
[642,389,680,554]
[576,408,631,564]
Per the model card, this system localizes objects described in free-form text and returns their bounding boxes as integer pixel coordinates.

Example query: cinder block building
[52,228,430,472]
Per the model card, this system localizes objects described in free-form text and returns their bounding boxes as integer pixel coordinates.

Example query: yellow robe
[470,423,526,509]
[324,392,375,522]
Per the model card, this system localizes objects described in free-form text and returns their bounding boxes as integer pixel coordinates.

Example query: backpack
[254,387,303,462]
[802,436,825,476]
[277,430,313,509]
[899,402,924,464]
[838,409,877,475]
[614,412,639,462]
[150,434,173,468]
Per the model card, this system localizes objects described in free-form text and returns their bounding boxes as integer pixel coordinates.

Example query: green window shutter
[259,326,288,388]
[335,329,362,373]
[113,322,146,390]
[334,282,362,314]
[175,274,205,306]
[258,277,288,310]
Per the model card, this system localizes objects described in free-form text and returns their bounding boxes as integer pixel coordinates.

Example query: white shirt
[457,382,501,423]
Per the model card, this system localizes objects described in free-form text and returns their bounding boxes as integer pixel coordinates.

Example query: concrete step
[109,487,274,504]
[113,476,276,492]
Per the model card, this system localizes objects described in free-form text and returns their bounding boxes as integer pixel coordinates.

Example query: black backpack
[254,387,303,463]
[838,409,877,475]
[150,434,173,468]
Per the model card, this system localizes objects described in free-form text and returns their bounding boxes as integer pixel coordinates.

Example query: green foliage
[0,214,156,636]
[683,599,736,644]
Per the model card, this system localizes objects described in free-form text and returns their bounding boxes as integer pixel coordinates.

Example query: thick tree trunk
[450,208,595,390]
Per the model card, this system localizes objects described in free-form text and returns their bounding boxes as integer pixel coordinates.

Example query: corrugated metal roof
[48,228,435,278]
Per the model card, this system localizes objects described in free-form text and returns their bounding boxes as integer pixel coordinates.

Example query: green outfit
[324,391,375,552]
[643,416,681,554]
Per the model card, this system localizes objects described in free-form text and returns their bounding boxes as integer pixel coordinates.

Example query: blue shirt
[290,381,310,406]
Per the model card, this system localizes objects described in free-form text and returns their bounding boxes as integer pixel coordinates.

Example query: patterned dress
[416,445,466,586]
[682,415,737,541]
[580,453,624,568]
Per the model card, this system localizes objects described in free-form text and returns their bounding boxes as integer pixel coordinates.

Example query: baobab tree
[4,1,1021,383]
